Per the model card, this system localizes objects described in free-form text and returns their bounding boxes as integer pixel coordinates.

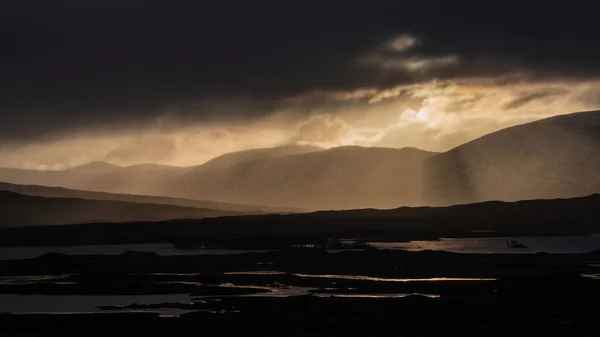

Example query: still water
[367,236,600,254]
[0,284,440,315]
[1,236,597,261]
[0,293,193,316]
[0,243,271,260]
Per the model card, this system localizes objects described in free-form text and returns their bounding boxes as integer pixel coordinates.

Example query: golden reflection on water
[581,274,600,280]
[224,271,287,275]
[293,274,496,282]
[312,293,441,298]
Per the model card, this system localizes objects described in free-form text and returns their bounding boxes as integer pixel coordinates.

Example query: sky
[2,0,600,169]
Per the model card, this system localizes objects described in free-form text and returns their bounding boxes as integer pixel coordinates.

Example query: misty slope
[199,144,324,171]
[424,110,600,204]
[0,110,598,210]
[0,191,243,228]
[158,146,438,209]
[0,161,195,196]
[159,110,600,209]
[0,182,299,213]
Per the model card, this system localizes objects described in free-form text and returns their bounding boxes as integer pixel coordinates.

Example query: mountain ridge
[1,110,598,210]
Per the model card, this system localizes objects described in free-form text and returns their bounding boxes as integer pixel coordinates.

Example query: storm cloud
[2,0,600,167]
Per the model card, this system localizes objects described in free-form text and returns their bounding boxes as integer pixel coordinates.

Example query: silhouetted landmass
[1,193,598,246]
[0,182,303,213]
[1,110,598,209]
[0,191,246,228]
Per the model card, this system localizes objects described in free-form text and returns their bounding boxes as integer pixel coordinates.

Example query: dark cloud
[1,0,600,142]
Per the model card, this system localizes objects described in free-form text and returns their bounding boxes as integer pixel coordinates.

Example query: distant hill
[64,161,120,174]
[0,191,249,228]
[425,110,600,205]
[0,110,598,210]
[199,144,324,171]
[158,146,438,209]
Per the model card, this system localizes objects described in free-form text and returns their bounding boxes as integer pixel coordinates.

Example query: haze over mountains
[1,110,599,210]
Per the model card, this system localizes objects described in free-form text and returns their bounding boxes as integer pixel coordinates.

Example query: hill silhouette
[0,191,247,228]
[0,182,302,213]
[1,193,598,246]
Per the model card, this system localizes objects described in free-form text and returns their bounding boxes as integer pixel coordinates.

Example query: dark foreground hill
[1,193,598,246]
[0,182,302,213]
[0,191,245,228]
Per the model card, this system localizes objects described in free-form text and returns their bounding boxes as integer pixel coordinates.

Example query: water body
[0,272,457,315]
[0,243,272,260]
[292,274,495,282]
[367,236,600,254]
[2,236,597,260]
[0,289,439,315]
[222,271,495,282]
[0,294,193,316]
[312,293,440,298]
[581,274,600,280]
[224,271,287,275]
[0,274,73,285]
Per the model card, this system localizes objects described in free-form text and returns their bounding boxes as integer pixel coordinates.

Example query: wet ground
[1,247,599,336]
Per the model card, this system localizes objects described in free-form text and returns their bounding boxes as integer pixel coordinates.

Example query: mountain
[0,110,598,209]
[65,161,120,174]
[424,110,600,205]
[152,110,600,208]
[0,162,192,196]
[158,146,438,209]
[0,191,244,228]
[199,144,324,171]
[0,182,303,214]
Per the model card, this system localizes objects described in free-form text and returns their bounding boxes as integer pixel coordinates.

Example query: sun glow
[401,108,433,124]
[415,109,430,121]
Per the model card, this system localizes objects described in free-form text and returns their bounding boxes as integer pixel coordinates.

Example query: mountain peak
[537,109,600,126]
[68,161,119,172]
[199,144,325,170]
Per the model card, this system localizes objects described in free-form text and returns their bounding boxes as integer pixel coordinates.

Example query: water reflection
[0,274,72,285]
[367,236,600,254]
[224,271,286,275]
[312,293,440,298]
[0,293,193,316]
[293,274,495,282]
[0,243,273,260]
[0,273,450,315]
[581,274,600,280]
